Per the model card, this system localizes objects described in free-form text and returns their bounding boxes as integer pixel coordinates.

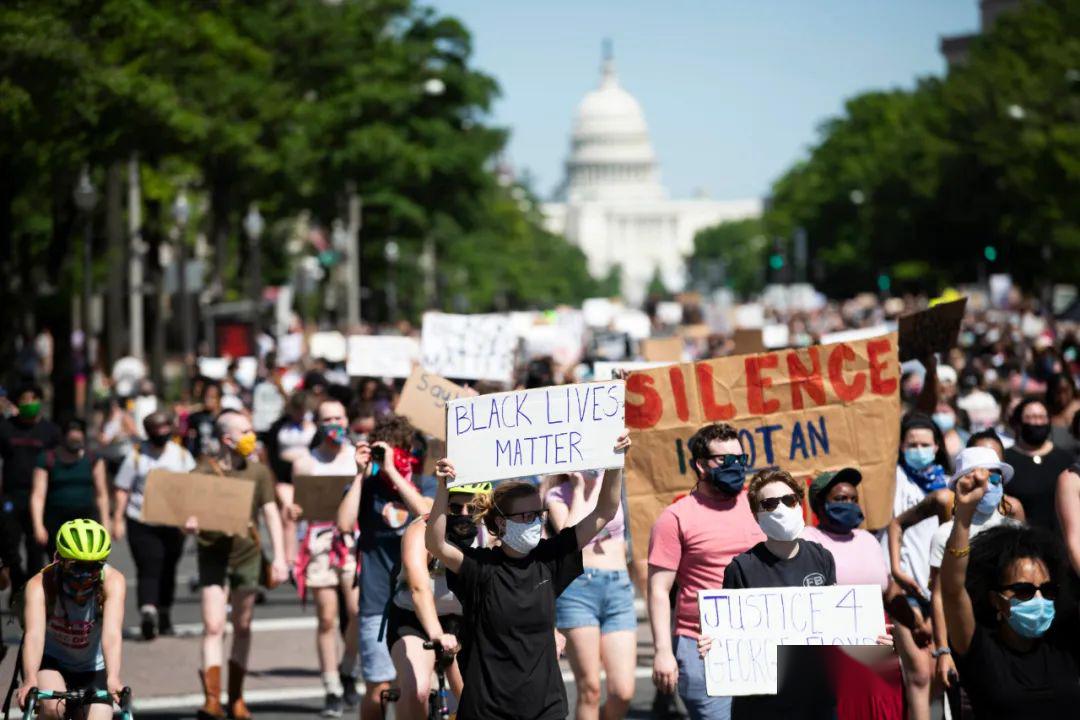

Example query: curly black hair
[965,524,1074,629]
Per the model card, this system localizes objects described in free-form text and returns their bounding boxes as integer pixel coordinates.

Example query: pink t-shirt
[648,490,765,639]
[545,481,626,547]
[801,525,889,592]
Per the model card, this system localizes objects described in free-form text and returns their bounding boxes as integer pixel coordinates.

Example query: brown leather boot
[197,666,226,720]
[227,660,253,720]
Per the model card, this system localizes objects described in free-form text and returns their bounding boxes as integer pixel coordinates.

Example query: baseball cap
[809,467,862,505]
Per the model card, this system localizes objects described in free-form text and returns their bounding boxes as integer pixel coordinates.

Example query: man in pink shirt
[647,422,764,720]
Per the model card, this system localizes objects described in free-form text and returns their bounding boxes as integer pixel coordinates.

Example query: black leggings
[126,518,185,609]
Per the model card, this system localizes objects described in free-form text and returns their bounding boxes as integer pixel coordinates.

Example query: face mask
[822,501,864,533]
[1006,597,1055,639]
[321,423,347,445]
[705,465,746,496]
[756,504,804,542]
[1019,422,1051,447]
[976,479,1004,517]
[234,431,258,457]
[904,446,936,471]
[149,432,171,447]
[932,413,956,433]
[65,440,85,454]
[445,514,479,550]
[501,517,543,554]
[18,401,41,420]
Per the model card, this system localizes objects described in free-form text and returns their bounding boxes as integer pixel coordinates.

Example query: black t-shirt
[723,540,838,720]
[447,527,583,720]
[0,418,61,502]
[357,471,418,616]
[1003,447,1072,533]
[184,410,217,459]
[955,619,1080,719]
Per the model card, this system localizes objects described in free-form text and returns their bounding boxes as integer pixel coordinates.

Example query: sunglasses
[63,560,103,576]
[999,582,1058,601]
[759,494,800,512]
[448,502,474,516]
[499,508,548,523]
[988,471,1003,486]
[704,453,749,469]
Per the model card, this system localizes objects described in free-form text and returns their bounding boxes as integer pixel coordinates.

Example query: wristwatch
[931,647,952,658]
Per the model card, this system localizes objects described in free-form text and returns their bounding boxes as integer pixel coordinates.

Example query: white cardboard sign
[445,381,626,485]
[698,584,885,696]
[309,331,348,362]
[593,361,670,380]
[346,335,420,378]
[421,312,517,382]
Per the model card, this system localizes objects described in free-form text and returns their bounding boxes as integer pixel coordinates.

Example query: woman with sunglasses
[385,481,491,720]
[425,431,630,720]
[545,470,635,720]
[17,519,126,719]
[941,466,1080,717]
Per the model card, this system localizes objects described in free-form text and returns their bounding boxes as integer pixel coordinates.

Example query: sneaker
[158,609,175,636]
[340,674,360,709]
[320,694,343,718]
[140,607,158,641]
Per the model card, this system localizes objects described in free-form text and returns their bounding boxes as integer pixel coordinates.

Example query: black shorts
[385,604,462,653]
[39,656,111,705]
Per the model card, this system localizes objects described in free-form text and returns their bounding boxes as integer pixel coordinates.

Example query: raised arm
[574,431,630,550]
[546,474,587,533]
[336,441,370,533]
[1056,469,1080,576]
[424,459,464,573]
[940,471,986,656]
[372,441,433,517]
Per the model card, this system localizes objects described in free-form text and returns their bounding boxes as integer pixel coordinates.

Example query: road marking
[132,667,655,710]
[124,615,317,638]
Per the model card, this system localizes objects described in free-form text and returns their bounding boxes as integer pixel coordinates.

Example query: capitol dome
[555,44,665,203]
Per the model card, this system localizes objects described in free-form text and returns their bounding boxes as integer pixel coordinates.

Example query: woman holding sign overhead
[425,431,630,720]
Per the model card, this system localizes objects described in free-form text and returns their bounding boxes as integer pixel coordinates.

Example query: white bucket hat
[949,446,1014,488]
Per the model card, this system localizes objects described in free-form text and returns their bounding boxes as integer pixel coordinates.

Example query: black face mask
[445,514,479,550]
[148,433,171,447]
[1020,422,1051,447]
[705,465,746,496]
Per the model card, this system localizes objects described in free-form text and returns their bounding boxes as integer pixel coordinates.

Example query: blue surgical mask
[822,501,864,532]
[1006,597,1055,639]
[706,465,746,495]
[904,446,936,471]
[977,478,1004,517]
[932,412,956,433]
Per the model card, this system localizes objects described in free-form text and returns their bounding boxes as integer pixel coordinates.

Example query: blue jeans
[555,568,637,633]
[360,614,396,683]
[675,634,731,720]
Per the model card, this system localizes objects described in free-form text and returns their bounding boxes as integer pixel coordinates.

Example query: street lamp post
[73,167,98,420]
[385,239,399,323]
[172,191,192,358]
[243,204,265,344]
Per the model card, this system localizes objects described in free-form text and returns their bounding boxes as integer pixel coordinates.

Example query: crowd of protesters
[2,288,1080,720]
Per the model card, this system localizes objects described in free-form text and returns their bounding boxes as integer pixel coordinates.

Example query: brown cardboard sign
[732,328,765,355]
[624,333,901,561]
[395,367,468,440]
[142,470,255,536]
[641,337,683,363]
[898,298,967,361]
[293,474,354,523]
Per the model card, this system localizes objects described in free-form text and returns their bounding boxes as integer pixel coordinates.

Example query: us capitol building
[542,46,761,305]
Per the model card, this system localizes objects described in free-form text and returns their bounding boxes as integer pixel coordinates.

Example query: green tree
[687,218,768,297]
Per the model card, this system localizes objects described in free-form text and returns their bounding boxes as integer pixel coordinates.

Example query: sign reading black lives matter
[445,381,626,486]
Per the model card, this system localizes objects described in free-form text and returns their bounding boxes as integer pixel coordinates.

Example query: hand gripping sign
[698,585,886,696]
[624,334,901,561]
[446,381,626,486]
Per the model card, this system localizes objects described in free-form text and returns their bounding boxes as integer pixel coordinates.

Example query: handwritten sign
[346,335,420,378]
[624,334,901,561]
[293,475,353,523]
[309,331,348,362]
[396,368,468,440]
[446,382,626,486]
[641,337,684,363]
[698,585,886,696]
[421,312,516,382]
[898,297,967,361]
[142,471,254,536]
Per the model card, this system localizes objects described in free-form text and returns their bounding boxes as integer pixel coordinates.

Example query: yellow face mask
[234,432,258,457]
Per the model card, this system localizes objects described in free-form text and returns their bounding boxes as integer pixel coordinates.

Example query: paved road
[1,537,687,718]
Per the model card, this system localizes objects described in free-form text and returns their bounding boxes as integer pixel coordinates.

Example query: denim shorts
[555,568,637,634]
[360,614,396,683]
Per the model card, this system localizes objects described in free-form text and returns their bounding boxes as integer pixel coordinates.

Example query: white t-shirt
[879,465,938,600]
[928,511,1016,569]
[113,442,197,521]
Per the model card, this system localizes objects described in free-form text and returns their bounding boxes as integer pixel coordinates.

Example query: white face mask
[501,517,543,554]
[756,504,805,542]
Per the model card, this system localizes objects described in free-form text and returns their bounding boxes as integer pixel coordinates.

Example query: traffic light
[769,253,784,271]
[984,245,997,262]
[877,274,891,292]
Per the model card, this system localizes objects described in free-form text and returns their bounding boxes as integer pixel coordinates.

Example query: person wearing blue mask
[941,470,1080,718]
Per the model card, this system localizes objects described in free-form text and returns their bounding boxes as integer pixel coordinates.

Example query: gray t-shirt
[113,441,196,521]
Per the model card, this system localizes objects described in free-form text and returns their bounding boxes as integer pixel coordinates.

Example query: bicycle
[379,641,455,720]
[21,687,133,720]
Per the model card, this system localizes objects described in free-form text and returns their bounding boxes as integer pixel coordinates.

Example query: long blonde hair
[472,481,538,536]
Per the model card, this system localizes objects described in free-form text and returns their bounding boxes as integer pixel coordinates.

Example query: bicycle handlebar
[23,686,133,719]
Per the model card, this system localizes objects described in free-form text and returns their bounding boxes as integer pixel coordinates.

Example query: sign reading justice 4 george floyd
[624,334,901,561]
[445,382,626,485]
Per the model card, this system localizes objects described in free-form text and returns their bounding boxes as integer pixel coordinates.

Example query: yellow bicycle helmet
[449,481,493,496]
[55,519,111,562]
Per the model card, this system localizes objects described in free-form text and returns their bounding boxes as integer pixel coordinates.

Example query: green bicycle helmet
[55,519,111,562]
[449,481,493,496]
